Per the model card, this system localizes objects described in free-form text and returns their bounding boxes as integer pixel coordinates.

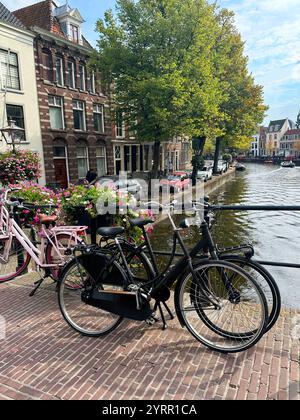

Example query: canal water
[151,163,300,308]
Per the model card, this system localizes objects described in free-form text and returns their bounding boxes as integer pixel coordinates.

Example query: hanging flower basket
[0,150,41,186]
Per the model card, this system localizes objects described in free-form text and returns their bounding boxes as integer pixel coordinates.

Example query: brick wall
[34,37,114,186]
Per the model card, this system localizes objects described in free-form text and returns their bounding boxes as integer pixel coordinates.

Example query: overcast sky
[3,0,300,125]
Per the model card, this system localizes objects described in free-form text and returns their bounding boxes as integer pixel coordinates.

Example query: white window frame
[0,49,21,91]
[67,61,75,88]
[79,64,86,91]
[96,145,107,176]
[55,57,64,86]
[70,24,79,43]
[77,146,89,179]
[73,100,86,131]
[49,95,65,130]
[90,71,96,93]
[6,103,26,142]
[116,111,125,139]
[93,104,104,133]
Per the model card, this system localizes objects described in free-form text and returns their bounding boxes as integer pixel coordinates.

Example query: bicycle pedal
[145,316,158,326]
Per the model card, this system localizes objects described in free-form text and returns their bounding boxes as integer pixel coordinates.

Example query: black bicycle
[96,199,281,335]
[58,202,268,354]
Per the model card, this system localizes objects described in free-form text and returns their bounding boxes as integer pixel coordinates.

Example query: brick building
[14,0,113,187]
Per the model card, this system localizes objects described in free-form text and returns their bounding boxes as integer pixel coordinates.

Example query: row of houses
[251,118,300,159]
[0,0,191,187]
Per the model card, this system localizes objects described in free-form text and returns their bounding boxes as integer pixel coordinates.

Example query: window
[67,61,75,88]
[96,146,106,176]
[70,24,79,43]
[116,110,125,138]
[0,49,20,90]
[6,105,25,141]
[42,50,53,82]
[93,104,104,133]
[55,57,64,86]
[53,146,66,158]
[77,146,88,178]
[90,71,96,93]
[49,96,64,130]
[79,64,85,90]
[73,100,86,130]
[182,143,190,163]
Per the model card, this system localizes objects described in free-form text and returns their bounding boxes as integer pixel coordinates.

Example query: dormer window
[70,24,79,43]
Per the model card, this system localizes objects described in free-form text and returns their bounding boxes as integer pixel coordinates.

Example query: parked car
[94,176,143,201]
[216,160,228,174]
[159,172,190,193]
[197,165,213,182]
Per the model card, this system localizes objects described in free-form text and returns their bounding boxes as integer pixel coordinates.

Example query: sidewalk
[0,275,299,400]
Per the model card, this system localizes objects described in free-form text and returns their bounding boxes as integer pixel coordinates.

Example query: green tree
[212,9,268,171]
[91,0,224,177]
[296,110,300,129]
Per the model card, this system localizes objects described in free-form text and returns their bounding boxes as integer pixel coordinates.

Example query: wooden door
[54,159,68,189]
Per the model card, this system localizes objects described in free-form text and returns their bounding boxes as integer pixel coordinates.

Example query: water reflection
[151,164,300,308]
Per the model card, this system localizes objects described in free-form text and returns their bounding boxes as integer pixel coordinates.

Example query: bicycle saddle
[129,218,154,228]
[38,214,58,224]
[97,227,125,238]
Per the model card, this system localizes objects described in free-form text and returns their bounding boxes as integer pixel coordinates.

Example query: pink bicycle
[0,189,87,295]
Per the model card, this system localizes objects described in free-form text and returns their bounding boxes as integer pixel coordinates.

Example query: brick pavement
[0,276,299,400]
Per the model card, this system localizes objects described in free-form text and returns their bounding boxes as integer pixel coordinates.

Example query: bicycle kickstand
[29,275,47,297]
[153,301,174,331]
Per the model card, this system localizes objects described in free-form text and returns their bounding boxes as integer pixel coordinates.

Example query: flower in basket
[9,182,60,225]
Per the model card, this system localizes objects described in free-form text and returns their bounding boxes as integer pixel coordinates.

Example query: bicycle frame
[0,203,86,269]
[132,210,218,293]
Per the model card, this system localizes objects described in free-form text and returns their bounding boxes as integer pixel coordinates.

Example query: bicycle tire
[221,255,281,333]
[58,257,124,337]
[0,237,31,282]
[175,260,268,353]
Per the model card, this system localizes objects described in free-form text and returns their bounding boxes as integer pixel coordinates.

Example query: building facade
[265,118,294,157]
[14,0,113,188]
[0,3,45,183]
[280,129,300,158]
[251,133,259,157]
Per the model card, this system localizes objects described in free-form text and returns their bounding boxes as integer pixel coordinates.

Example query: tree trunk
[151,140,161,180]
[213,137,222,175]
[192,136,206,187]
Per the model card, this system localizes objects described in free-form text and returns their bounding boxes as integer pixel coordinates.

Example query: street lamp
[0,119,25,154]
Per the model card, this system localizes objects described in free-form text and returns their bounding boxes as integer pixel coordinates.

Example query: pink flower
[33,215,40,224]
[146,226,154,235]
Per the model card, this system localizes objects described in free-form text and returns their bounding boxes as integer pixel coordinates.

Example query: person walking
[86,169,98,184]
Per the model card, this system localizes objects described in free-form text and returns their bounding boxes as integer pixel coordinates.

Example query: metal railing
[152,204,300,270]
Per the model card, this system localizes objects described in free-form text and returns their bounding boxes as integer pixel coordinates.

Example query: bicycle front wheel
[222,255,281,333]
[175,260,268,353]
[0,237,31,282]
[58,258,123,337]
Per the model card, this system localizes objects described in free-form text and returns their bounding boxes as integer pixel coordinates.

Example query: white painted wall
[0,21,45,184]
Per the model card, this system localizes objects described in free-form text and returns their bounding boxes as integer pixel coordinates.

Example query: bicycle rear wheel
[175,260,268,353]
[58,258,124,337]
[0,237,31,282]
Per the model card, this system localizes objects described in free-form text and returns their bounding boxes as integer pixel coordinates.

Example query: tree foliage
[91,0,268,173]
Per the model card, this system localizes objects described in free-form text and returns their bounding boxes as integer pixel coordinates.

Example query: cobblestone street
[0,274,299,400]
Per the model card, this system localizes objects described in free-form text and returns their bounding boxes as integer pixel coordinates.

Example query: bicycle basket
[76,251,125,286]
